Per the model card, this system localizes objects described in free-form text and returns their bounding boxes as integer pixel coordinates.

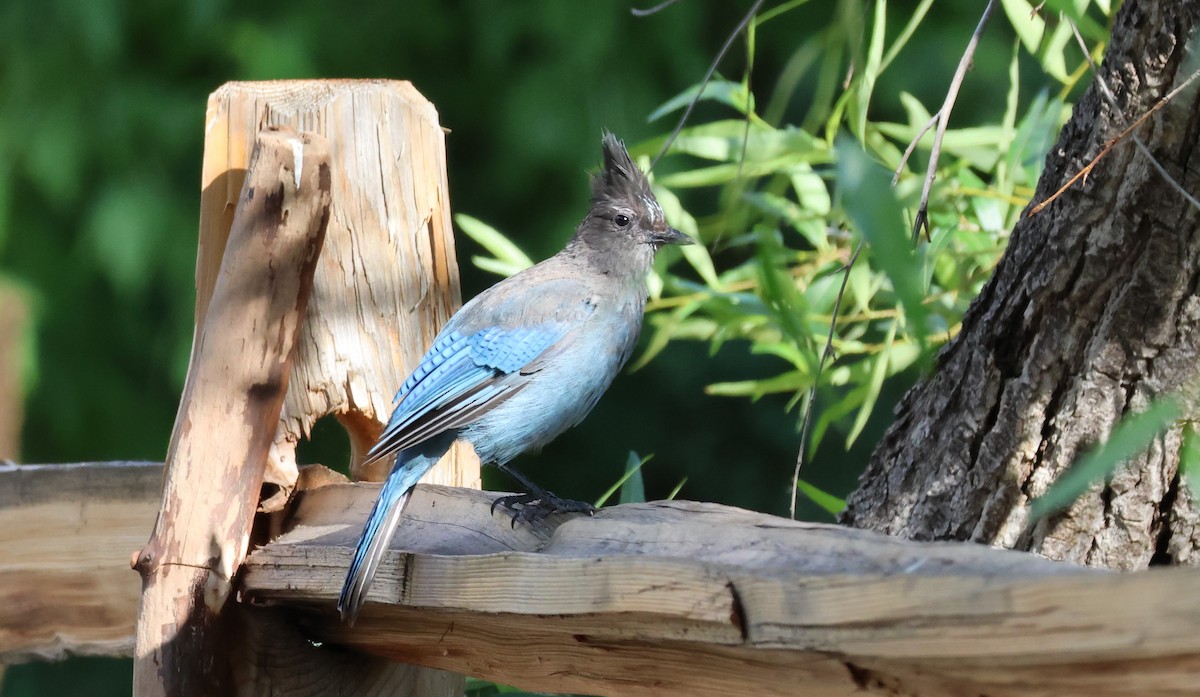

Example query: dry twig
[790,241,862,520]
[1027,21,1200,217]
[903,0,997,241]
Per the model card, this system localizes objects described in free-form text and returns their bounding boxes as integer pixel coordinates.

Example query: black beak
[652,227,695,247]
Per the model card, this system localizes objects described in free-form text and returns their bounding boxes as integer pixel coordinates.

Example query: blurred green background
[0,0,1090,693]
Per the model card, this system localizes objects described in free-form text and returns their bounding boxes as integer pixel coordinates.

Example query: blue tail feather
[337,432,457,624]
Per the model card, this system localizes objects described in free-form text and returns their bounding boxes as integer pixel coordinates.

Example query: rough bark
[843,1,1200,569]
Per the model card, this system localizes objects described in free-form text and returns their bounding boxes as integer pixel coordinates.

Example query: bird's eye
[614,214,630,227]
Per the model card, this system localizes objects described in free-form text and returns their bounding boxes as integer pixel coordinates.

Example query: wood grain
[240,482,1200,697]
[199,80,480,498]
[8,462,1200,696]
[132,126,331,697]
[0,461,160,661]
[194,78,477,697]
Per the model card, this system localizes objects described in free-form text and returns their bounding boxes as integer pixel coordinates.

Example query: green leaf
[796,478,846,516]
[1029,398,1182,521]
[664,121,824,163]
[652,184,719,288]
[706,369,809,399]
[851,0,887,140]
[835,138,929,357]
[595,451,651,507]
[456,214,533,277]
[666,476,688,501]
[648,80,755,122]
[878,0,935,74]
[845,318,897,447]
[1000,0,1046,56]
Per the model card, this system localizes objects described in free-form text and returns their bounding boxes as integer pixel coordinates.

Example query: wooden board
[239,482,1200,697]
[0,461,160,661]
[9,462,1200,696]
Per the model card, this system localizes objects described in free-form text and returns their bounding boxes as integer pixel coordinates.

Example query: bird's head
[577,132,695,255]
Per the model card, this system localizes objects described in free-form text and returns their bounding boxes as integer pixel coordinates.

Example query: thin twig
[1028,64,1200,217]
[791,241,862,520]
[649,0,765,169]
[893,109,941,185]
[909,0,997,242]
[1044,19,1200,214]
[631,0,683,17]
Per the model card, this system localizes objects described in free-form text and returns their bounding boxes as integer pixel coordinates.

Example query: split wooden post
[132,126,331,697]
[191,80,478,695]
[199,80,480,503]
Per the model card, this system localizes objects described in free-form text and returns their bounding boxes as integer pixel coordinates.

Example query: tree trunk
[842,0,1200,569]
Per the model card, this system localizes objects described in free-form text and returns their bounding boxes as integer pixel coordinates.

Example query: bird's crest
[592,131,653,206]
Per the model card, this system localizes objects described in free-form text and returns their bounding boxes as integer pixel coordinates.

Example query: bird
[337,132,693,624]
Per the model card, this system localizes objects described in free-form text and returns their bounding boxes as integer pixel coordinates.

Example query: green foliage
[463,1,1110,496]
[595,451,650,507]
[0,1,1123,694]
[795,478,845,518]
[457,213,534,277]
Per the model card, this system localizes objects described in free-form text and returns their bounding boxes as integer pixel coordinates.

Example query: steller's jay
[338,132,693,623]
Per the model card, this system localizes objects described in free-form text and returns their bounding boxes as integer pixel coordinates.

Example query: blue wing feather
[365,324,572,463]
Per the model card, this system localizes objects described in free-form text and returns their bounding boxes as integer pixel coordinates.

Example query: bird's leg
[490,462,596,527]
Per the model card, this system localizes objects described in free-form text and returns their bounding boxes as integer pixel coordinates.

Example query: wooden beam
[0,461,159,662]
[132,126,331,697]
[9,462,1200,696]
[241,482,1200,697]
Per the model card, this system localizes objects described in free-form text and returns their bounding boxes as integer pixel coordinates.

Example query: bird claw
[490,491,596,528]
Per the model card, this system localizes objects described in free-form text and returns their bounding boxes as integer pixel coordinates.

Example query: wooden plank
[239,482,1200,697]
[9,462,1200,695]
[0,461,160,661]
[132,126,331,697]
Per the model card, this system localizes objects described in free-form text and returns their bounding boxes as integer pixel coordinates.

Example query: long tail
[337,433,456,624]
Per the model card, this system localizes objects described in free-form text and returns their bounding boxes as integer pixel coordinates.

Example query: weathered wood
[0,462,160,662]
[0,282,27,460]
[10,461,1200,696]
[133,126,331,697]
[198,79,476,697]
[236,481,1200,697]
[200,80,480,500]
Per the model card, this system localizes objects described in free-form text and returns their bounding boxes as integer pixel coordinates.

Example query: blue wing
[364,323,573,464]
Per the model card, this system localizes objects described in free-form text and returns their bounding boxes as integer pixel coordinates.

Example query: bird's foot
[490,490,596,528]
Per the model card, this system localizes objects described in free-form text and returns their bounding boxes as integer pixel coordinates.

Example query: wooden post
[0,282,28,697]
[0,282,27,460]
[132,126,331,696]
[199,80,480,502]
[192,80,478,695]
